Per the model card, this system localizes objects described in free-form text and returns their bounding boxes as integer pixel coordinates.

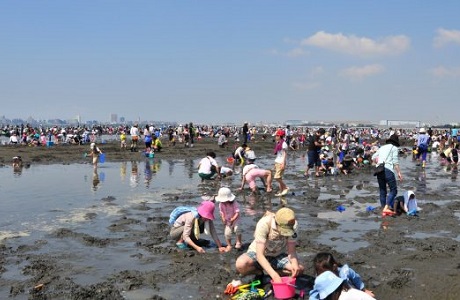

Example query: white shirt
[274,141,288,164]
[130,126,139,137]
[198,156,218,174]
[9,135,19,143]
[339,288,375,300]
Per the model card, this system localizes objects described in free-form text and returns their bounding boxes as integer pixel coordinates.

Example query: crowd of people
[4,120,459,298]
[166,122,460,299]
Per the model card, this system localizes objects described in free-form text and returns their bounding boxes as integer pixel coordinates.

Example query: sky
[1,1,459,125]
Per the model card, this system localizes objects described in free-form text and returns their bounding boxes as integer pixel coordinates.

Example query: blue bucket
[99,153,106,163]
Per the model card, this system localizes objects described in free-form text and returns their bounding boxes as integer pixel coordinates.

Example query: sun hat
[274,207,297,237]
[90,142,96,149]
[197,201,215,220]
[419,127,426,134]
[245,150,257,160]
[214,187,236,202]
[314,271,345,299]
[385,134,400,147]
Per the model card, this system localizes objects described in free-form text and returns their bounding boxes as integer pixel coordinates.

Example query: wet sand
[1,138,459,299]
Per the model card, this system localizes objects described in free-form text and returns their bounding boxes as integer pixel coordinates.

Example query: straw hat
[275,208,297,237]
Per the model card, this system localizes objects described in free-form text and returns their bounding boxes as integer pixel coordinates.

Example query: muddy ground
[1,137,459,299]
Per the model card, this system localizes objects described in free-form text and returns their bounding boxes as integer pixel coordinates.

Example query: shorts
[246,251,289,270]
[224,224,240,239]
[246,169,267,189]
[274,163,284,179]
[307,150,320,168]
[199,172,214,180]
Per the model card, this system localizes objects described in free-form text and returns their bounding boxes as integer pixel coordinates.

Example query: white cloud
[430,65,460,78]
[339,64,384,80]
[286,47,309,57]
[301,31,410,56]
[433,28,460,48]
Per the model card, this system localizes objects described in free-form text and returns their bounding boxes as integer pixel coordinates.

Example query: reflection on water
[0,158,201,242]
[0,153,458,247]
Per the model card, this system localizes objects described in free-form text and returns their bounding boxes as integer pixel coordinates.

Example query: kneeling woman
[170,201,228,253]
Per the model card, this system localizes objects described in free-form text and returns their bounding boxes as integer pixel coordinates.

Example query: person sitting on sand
[170,201,228,253]
[309,252,375,299]
[235,207,304,283]
[239,151,272,193]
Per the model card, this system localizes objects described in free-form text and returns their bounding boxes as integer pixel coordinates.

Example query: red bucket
[271,276,296,299]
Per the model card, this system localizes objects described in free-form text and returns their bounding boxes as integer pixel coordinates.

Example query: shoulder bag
[373,146,393,176]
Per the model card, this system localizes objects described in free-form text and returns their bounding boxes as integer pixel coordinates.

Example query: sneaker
[280,188,290,196]
[274,191,283,196]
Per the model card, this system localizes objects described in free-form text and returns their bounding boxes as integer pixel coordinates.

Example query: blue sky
[1,1,459,125]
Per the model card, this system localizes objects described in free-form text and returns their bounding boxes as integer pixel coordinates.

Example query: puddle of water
[405,230,455,240]
[316,204,380,252]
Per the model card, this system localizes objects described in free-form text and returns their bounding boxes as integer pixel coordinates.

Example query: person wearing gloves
[170,201,228,253]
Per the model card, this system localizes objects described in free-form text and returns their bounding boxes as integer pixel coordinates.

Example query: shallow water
[1,152,459,298]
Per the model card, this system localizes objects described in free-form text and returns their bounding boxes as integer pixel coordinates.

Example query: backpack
[168,206,199,225]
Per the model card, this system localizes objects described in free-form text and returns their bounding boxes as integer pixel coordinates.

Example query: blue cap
[314,271,344,299]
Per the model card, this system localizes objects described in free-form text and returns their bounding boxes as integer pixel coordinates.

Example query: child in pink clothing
[215,187,243,250]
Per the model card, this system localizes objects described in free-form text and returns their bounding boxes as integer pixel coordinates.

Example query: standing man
[305,128,325,177]
[242,122,249,144]
[129,123,140,152]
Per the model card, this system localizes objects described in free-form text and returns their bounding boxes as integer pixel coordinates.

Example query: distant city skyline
[1,1,459,124]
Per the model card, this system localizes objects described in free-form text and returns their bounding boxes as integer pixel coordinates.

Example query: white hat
[90,143,96,149]
[214,187,236,202]
[419,127,426,133]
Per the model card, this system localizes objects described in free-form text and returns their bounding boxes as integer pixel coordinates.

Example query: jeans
[377,168,397,208]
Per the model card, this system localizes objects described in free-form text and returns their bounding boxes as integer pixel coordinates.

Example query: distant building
[379,120,421,128]
[110,113,118,123]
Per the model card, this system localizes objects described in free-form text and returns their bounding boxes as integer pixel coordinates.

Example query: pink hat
[197,201,215,220]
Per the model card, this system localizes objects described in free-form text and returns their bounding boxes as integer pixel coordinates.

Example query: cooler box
[46,141,54,147]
